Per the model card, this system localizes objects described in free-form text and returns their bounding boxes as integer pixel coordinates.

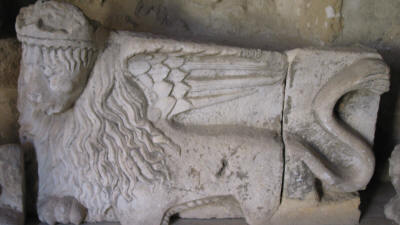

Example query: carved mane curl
[65,46,177,202]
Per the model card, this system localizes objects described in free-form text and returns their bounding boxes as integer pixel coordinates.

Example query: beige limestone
[51,1,400,185]
[51,2,400,176]
[271,192,360,225]
[179,198,242,219]
[17,2,286,225]
[15,1,390,225]
[338,0,400,47]
[282,48,388,199]
[53,0,400,52]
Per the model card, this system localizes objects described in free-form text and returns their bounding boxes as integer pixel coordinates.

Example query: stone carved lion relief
[16,1,390,225]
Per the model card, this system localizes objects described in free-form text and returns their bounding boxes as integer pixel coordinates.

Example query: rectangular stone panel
[278,48,390,225]
[14,2,392,225]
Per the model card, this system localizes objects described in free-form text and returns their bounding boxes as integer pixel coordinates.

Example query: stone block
[14,2,390,225]
[280,48,389,224]
[271,193,360,225]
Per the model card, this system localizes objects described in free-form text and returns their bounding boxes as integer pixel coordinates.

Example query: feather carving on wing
[125,48,286,121]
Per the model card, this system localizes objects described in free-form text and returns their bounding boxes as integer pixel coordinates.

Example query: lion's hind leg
[234,178,279,225]
[232,144,282,225]
[237,196,275,225]
[233,172,281,225]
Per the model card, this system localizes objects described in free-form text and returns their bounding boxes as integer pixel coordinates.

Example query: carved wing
[125,46,287,121]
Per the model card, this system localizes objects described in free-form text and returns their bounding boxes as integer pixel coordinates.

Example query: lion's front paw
[38,196,87,225]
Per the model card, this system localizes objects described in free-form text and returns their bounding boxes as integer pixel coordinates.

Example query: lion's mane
[19,44,176,221]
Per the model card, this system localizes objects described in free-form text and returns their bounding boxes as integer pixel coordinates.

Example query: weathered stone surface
[47,0,400,187]
[0,144,24,225]
[179,198,242,219]
[384,145,400,224]
[271,193,360,225]
[17,2,286,225]
[15,1,390,225]
[332,0,400,182]
[338,0,400,48]
[57,0,343,48]
[280,48,389,223]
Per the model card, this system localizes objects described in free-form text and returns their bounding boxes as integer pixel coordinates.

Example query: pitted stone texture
[340,0,400,48]
[0,144,24,225]
[18,30,286,225]
[280,48,389,223]
[38,197,87,225]
[271,192,360,225]
[179,198,243,219]
[15,2,391,225]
